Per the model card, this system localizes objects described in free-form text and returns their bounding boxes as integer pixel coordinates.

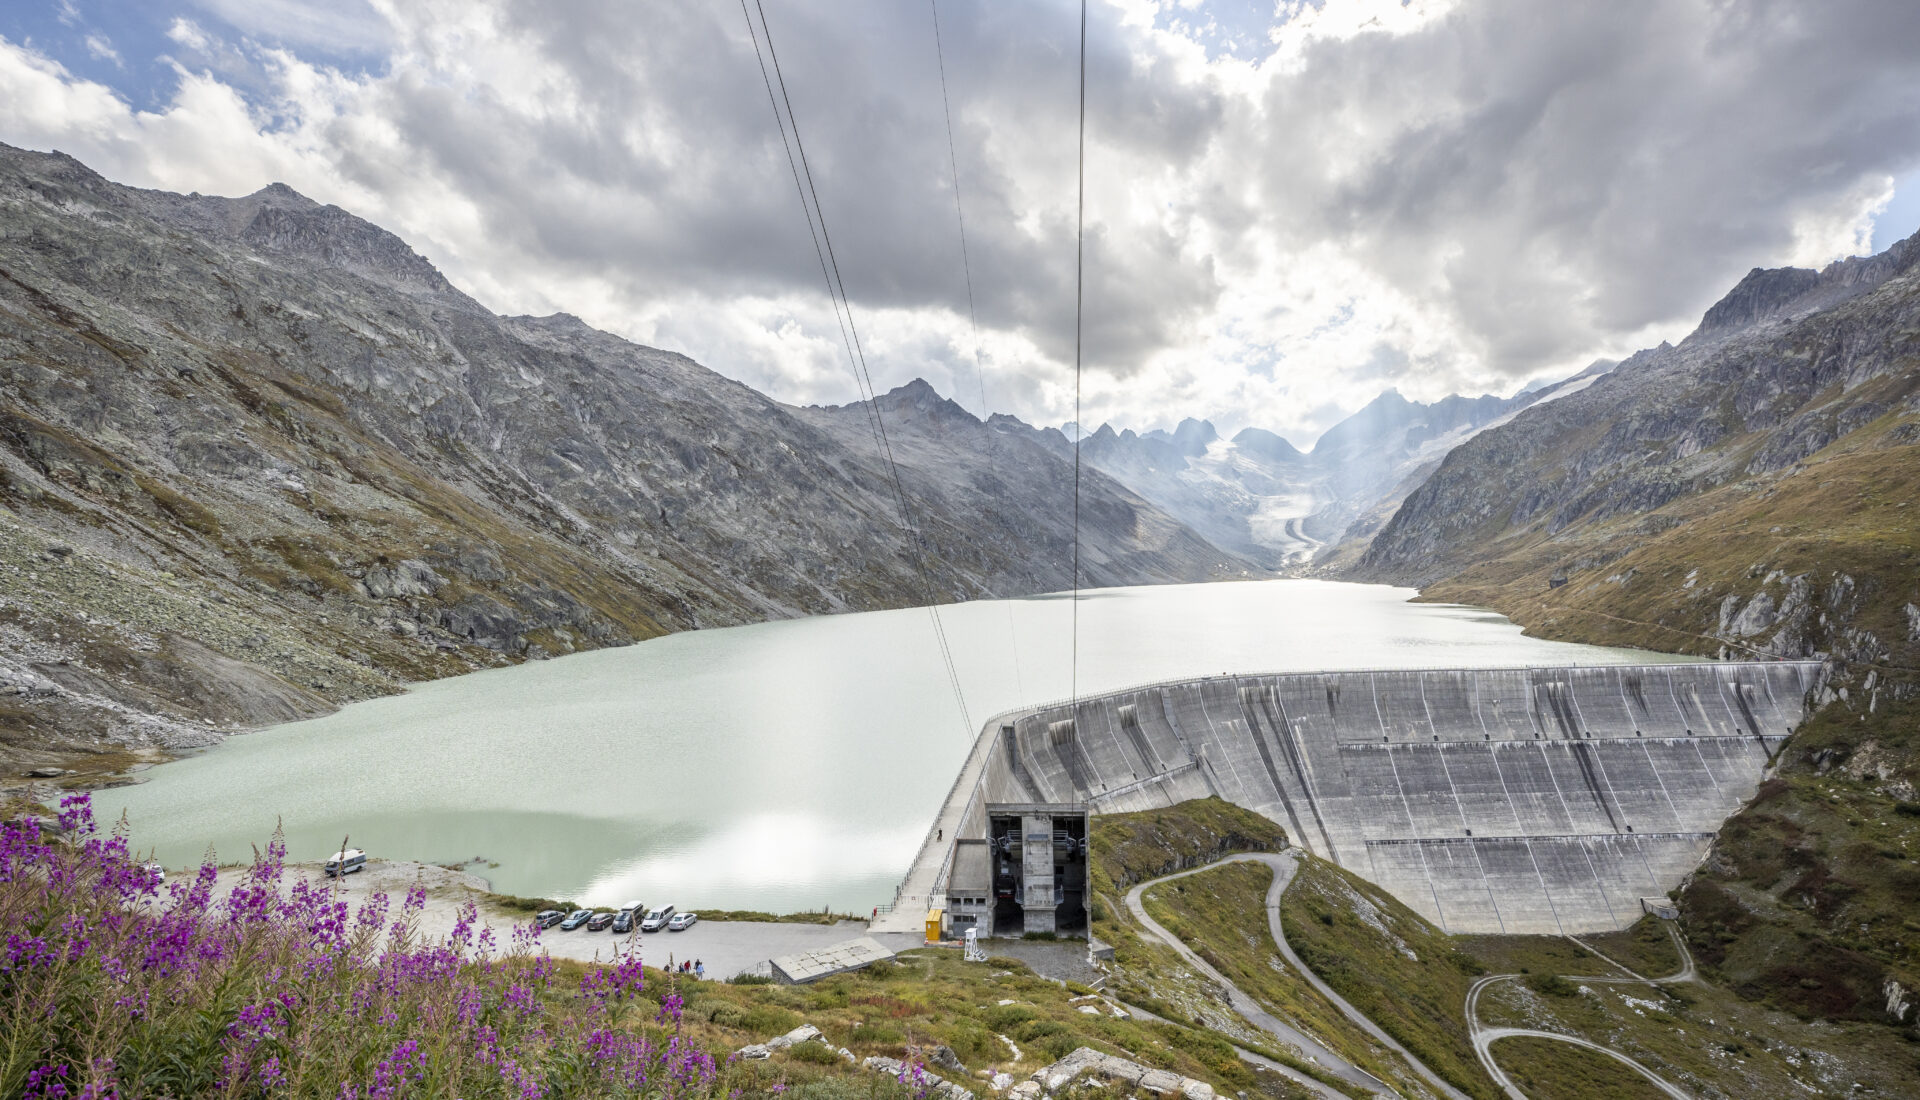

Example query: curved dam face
[933,662,1820,935]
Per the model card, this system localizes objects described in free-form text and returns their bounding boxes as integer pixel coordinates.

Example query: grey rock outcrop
[1031,1047,1214,1100]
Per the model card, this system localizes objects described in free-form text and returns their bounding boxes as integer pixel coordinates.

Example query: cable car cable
[927,0,1026,701]
[741,0,975,739]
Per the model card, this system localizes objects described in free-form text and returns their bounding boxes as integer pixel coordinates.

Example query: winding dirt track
[1124,852,1467,1100]
[1123,851,1700,1100]
[1465,921,1696,1100]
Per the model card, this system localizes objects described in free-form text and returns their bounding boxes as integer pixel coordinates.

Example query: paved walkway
[1108,996,1348,1100]
[1465,921,1696,1100]
[871,718,999,934]
[1125,857,1387,1097]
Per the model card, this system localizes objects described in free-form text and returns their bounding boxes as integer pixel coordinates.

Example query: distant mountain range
[1005,362,1614,569]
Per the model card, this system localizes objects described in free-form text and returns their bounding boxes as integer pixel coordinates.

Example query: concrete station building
[941,802,1089,938]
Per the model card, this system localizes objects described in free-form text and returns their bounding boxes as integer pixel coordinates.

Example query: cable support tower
[740,0,975,740]
[926,0,1025,701]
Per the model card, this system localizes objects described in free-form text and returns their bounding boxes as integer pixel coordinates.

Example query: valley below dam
[98,580,1716,914]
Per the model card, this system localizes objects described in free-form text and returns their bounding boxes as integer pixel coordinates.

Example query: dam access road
[879,660,1820,937]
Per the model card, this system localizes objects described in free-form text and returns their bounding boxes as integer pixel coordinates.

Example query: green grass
[672,947,1286,1096]
[1090,796,1290,898]
[1460,917,1680,982]
[1278,856,1502,1099]
[1423,427,1920,664]
[1579,919,1682,978]
[1488,1037,1666,1100]
[1083,801,1353,1096]
[1139,859,1454,1097]
[1458,934,1620,980]
[1472,963,1920,1097]
[1679,695,1920,1019]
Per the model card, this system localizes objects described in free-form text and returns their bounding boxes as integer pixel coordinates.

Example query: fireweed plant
[0,793,840,1099]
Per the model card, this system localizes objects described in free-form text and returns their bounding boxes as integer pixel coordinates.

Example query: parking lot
[206,860,927,980]
[535,916,926,980]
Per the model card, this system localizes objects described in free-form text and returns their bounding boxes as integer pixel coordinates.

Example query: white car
[666,911,697,931]
[640,906,675,932]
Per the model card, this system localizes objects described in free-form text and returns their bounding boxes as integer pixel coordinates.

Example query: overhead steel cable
[740,0,975,740]
[926,0,1025,699]
[1071,0,1087,709]
[736,0,884,456]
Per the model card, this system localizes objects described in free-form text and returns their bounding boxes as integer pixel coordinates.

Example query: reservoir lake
[100,580,1699,913]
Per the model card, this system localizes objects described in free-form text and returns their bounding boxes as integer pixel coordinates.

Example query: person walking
[695,959,705,980]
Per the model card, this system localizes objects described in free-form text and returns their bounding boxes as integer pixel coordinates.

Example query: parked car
[666,911,697,932]
[535,909,564,929]
[612,902,646,934]
[588,911,616,931]
[559,909,594,931]
[141,861,165,886]
[640,906,676,932]
[324,848,367,877]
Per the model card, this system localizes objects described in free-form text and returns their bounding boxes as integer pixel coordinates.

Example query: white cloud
[4,0,1920,445]
[81,33,119,66]
[187,0,393,54]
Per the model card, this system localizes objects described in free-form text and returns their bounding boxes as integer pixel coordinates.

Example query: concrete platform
[899,661,1820,935]
[769,936,896,983]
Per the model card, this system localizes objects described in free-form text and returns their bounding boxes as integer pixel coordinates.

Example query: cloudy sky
[5,1,1920,444]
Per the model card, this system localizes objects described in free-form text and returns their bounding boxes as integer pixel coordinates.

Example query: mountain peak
[1171,418,1217,456]
[1230,427,1304,463]
[249,181,319,207]
[1695,265,1822,336]
[1691,229,1920,341]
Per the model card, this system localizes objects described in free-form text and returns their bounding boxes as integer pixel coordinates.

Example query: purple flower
[24,1063,71,1099]
[655,991,685,1025]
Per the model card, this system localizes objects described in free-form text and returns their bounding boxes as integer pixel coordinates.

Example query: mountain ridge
[0,142,1244,770]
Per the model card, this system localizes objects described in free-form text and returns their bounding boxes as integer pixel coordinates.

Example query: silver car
[639,905,676,931]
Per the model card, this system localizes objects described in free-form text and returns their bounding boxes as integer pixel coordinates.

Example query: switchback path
[1465,921,1697,1100]
[1124,852,1468,1100]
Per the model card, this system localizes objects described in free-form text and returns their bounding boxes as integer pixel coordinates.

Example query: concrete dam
[920,661,1821,936]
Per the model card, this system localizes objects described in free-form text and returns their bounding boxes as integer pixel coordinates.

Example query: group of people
[666,957,704,980]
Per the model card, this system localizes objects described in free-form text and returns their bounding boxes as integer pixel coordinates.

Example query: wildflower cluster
[0,795,727,1098]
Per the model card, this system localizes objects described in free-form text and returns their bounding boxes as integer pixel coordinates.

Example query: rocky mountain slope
[792,380,1240,586]
[1349,231,1920,1033]
[1354,230,1920,668]
[0,143,1242,772]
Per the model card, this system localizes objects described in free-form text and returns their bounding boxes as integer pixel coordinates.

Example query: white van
[324,849,368,877]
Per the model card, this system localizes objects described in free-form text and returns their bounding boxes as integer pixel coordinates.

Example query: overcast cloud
[4,0,1920,444]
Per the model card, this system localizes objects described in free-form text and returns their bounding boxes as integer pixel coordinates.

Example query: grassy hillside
[1139,859,1456,1098]
[1419,430,1920,668]
[1277,857,1499,1098]
[1488,1039,1665,1100]
[1679,695,1920,1021]
[1083,799,1334,1096]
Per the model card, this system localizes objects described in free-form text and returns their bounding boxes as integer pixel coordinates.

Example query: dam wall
[937,661,1821,935]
